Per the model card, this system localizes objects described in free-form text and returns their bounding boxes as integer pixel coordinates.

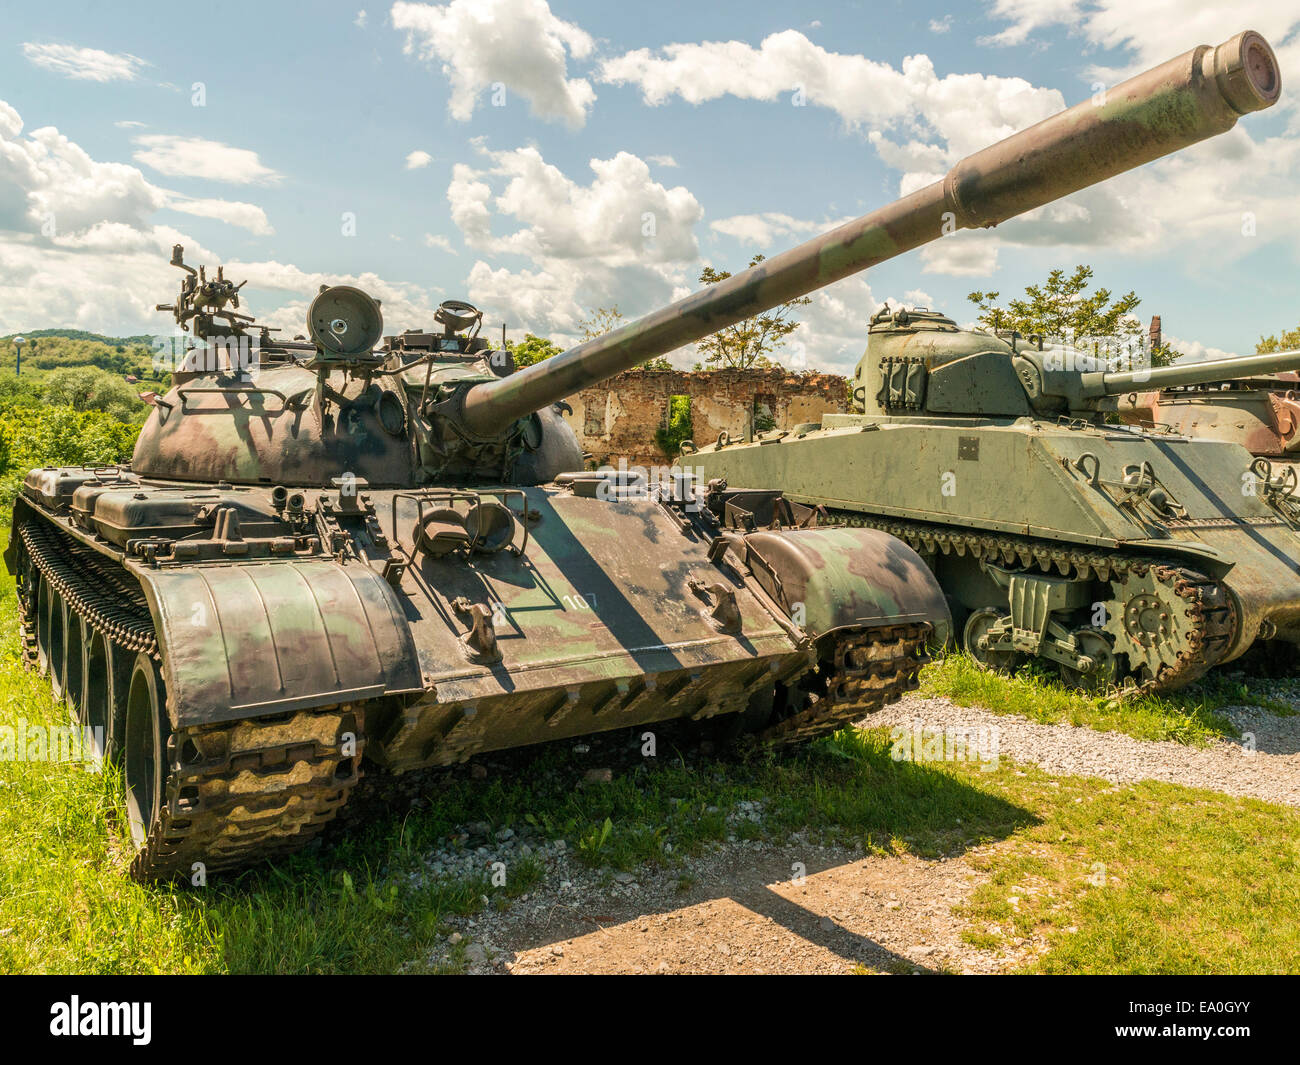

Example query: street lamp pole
[13,335,23,376]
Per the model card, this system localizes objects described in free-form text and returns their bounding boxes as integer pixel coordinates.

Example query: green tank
[5,29,1280,879]
[694,303,1300,690]
[10,250,949,882]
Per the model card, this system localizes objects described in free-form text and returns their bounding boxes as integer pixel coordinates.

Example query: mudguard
[742,526,951,646]
[132,559,424,728]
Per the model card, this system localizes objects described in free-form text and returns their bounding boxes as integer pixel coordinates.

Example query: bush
[0,406,141,506]
[41,366,145,423]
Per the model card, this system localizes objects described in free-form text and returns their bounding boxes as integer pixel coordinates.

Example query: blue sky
[2,0,1298,372]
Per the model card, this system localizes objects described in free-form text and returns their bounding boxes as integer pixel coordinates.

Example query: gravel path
[874,695,1300,808]
[409,834,1026,975]
[402,693,1299,973]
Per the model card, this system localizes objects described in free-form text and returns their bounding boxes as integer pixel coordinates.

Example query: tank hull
[695,417,1300,687]
[6,465,945,877]
[1119,385,1300,496]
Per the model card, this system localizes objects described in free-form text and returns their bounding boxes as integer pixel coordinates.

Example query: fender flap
[134,559,423,728]
[741,526,951,646]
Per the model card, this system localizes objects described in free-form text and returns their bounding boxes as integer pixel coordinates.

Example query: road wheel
[123,653,169,850]
[964,607,1024,673]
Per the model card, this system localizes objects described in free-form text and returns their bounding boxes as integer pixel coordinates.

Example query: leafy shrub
[0,406,141,506]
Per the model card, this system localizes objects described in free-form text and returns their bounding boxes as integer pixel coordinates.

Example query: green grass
[951,764,1300,973]
[2,551,1297,973]
[918,650,1293,744]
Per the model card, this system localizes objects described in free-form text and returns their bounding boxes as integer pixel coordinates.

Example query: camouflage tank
[5,29,1279,879]
[8,252,949,882]
[1117,356,1300,490]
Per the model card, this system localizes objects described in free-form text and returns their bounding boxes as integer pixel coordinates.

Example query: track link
[132,705,363,881]
[17,518,157,657]
[757,623,931,746]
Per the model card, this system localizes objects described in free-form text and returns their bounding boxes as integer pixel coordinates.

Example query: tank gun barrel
[458,30,1280,437]
[1096,348,1300,396]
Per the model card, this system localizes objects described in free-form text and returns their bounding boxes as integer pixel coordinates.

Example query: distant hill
[2,328,157,347]
[0,330,170,391]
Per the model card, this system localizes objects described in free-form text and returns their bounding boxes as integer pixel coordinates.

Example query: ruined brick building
[560,366,851,468]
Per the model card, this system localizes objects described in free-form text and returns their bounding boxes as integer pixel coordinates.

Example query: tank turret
[855,304,1300,419]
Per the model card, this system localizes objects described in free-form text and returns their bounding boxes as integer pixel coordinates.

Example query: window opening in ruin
[656,394,693,457]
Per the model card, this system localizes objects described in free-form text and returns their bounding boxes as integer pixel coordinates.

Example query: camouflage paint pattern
[11,468,946,768]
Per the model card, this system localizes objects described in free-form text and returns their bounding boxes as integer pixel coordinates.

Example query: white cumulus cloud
[405,149,433,169]
[392,0,596,127]
[0,100,298,333]
[164,195,274,235]
[709,212,828,248]
[600,30,1063,162]
[445,143,702,343]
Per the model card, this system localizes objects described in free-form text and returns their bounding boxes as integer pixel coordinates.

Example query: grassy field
[920,651,1292,744]
[1,557,1297,974]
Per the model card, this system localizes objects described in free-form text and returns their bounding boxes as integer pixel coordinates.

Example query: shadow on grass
[149,721,1036,974]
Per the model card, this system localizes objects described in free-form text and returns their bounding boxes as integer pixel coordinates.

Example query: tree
[654,395,693,457]
[41,366,144,423]
[696,255,810,370]
[967,264,1179,367]
[579,306,670,370]
[1257,323,1300,354]
[579,307,625,341]
[505,333,562,368]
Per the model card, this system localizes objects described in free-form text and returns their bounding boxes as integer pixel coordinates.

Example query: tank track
[17,518,157,658]
[130,705,363,881]
[16,516,363,881]
[13,515,928,876]
[757,623,931,745]
[835,514,1235,691]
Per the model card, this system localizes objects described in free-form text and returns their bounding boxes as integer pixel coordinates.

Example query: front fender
[133,559,424,728]
[742,526,951,646]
